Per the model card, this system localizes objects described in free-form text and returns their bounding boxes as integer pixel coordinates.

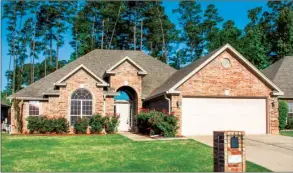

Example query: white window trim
[70,99,93,125]
[28,101,40,116]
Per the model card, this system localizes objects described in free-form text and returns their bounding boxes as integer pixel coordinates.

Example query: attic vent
[222,58,231,68]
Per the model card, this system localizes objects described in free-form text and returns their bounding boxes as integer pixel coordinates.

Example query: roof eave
[7,96,48,101]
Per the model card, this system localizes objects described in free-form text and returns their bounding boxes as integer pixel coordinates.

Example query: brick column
[105,96,115,114]
[214,131,246,172]
[170,95,182,135]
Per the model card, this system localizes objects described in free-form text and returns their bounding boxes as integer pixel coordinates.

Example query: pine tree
[173,1,204,61]
[202,4,223,52]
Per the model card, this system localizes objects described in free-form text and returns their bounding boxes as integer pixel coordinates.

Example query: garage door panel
[182,98,266,136]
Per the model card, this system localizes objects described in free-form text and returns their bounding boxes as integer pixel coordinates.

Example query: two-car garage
[181,97,267,136]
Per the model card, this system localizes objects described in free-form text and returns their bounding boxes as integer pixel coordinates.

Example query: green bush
[279,101,289,130]
[136,109,179,137]
[89,114,105,134]
[26,116,69,134]
[43,118,55,133]
[53,117,70,134]
[26,116,46,133]
[74,118,89,134]
[104,113,120,134]
[286,117,293,129]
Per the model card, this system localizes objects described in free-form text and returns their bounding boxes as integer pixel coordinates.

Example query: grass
[280,130,293,137]
[1,134,270,172]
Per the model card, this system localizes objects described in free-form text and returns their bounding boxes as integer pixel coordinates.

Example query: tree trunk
[156,1,167,63]
[45,46,47,76]
[101,20,104,49]
[31,13,37,83]
[140,20,143,50]
[108,2,122,49]
[56,43,59,70]
[50,31,53,65]
[91,16,95,50]
[12,4,17,95]
[133,25,136,50]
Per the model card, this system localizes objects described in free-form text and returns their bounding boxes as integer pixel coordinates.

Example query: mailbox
[213,131,245,172]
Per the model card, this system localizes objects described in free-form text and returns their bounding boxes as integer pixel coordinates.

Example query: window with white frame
[288,102,293,113]
[29,101,40,116]
[70,88,92,125]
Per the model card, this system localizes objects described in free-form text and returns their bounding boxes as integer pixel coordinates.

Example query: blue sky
[1,1,269,91]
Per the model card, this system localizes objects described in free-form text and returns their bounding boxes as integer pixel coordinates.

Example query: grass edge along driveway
[1,134,271,172]
[280,130,293,137]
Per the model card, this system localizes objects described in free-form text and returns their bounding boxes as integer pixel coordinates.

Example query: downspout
[164,93,171,114]
[103,95,106,116]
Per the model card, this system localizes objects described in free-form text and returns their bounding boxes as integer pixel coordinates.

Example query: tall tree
[202,4,223,52]
[242,7,271,69]
[208,20,242,51]
[173,1,204,61]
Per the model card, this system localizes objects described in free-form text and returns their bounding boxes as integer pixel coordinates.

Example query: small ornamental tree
[279,101,289,130]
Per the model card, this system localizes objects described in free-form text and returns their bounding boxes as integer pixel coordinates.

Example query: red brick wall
[171,50,279,134]
[11,69,105,134]
[109,60,143,113]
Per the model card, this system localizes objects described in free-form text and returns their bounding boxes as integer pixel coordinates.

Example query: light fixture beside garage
[177,100,181,108]
[271,100,275,108]
[222,58,231,68]
[224,89,230,96]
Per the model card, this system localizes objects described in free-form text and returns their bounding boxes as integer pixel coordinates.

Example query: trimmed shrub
[136,109,179,137]
[279,101,289,130]
[26,116,46,134]
[43,118,55,133]
[26,116,69,134]
[53,117,70,134]
[89,114,105,134]
[104,113,120,134]
[74,118,89,134]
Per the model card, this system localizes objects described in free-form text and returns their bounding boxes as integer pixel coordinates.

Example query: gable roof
[262,56,293,98]
[105,56,148,75]
[9,50,176,100]
[55,64,109,86]
[147,44,284,100]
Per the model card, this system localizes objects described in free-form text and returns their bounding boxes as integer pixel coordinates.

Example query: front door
[115,101,131,131]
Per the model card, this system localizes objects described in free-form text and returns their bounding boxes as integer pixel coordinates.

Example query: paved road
[190,135,293,172]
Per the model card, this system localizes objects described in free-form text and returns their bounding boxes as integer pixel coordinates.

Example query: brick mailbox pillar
[213,131,245,172]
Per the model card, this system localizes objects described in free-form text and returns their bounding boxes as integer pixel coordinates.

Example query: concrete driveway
[190,135,293,172]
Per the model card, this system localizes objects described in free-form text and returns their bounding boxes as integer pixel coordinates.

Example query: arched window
[70,88,92,125]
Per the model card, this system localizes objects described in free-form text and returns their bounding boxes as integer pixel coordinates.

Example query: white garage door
[182,98,267,136]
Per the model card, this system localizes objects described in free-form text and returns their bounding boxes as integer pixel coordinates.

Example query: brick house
[9,44,284,135]
[262,56,293,119]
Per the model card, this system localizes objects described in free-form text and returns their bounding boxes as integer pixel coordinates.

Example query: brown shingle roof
[262,56,293,98]
[10,50,176,99]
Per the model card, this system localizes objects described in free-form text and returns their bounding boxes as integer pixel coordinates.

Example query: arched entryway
[114,86,137,132]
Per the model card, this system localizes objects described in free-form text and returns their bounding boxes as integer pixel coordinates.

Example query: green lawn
[1,134,270,172]
[280,130,293,137]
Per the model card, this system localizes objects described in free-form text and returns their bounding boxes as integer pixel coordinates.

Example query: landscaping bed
[1,133,270,172]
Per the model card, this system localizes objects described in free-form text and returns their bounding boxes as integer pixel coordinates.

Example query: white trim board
[105,56,147,75]
[168,44,284,96]
[55,64,109,87]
